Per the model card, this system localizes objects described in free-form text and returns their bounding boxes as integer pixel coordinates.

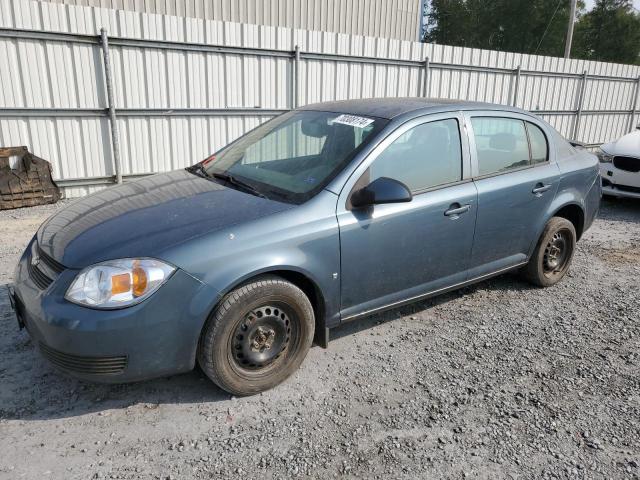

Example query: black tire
[197,275,314,396]
[522,217,577,287]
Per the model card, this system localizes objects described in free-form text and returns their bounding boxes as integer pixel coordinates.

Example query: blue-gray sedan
[10,99,601,395]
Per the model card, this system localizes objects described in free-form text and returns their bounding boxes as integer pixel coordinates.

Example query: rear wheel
[522,217,576,287]
[197,275,314,396]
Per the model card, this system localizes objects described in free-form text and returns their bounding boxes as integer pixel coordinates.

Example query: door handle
[444,203,471,217]
[532,183,551,195]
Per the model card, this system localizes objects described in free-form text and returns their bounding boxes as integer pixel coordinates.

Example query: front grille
[27,259,53,289]
[27,241,65,290]
[39,342,128,375]
[37,246,65,273]
[613,156,640,173]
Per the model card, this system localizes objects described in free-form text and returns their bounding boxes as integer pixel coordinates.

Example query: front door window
[369,118,463,192]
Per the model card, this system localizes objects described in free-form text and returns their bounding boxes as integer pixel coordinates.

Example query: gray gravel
[0,198,639,479]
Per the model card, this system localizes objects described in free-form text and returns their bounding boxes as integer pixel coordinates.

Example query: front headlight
[596,148,613,163]
[65,258,175,308]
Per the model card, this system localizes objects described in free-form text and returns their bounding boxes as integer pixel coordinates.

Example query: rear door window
[471,117,530,176]
[471,117,552,175]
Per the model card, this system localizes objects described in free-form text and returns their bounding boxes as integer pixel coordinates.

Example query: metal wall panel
[36,0,423,42]
[1,0,639,198]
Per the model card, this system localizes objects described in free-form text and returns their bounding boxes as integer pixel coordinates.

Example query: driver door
[337,114,478,320]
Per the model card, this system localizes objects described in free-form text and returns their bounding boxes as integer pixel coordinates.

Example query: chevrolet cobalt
[10,99,601,395]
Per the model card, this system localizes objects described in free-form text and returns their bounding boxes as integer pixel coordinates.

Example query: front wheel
[522,217,577,287]
[197,275,314,396]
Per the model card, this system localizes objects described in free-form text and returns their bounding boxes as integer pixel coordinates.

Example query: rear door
[465,113,560,277]
[337,113,478,320]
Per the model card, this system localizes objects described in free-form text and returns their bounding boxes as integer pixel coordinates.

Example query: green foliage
[424,0,640,65]
[573,0,640,64]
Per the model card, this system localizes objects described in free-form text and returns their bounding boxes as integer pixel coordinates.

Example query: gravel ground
[0,198,639,480]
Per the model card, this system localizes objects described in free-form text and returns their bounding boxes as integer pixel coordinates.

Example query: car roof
[299,97,530,120]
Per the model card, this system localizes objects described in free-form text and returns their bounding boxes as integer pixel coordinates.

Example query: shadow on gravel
[330,272,536,342]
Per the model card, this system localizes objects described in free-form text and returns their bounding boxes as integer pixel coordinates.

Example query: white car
[598,128,640,199]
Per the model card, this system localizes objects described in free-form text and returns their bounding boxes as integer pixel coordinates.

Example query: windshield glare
[200,110,387,203]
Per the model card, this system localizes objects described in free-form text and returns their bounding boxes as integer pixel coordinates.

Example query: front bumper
[600,163,640,199]
[10,240,220,383]
[601,183,640,199]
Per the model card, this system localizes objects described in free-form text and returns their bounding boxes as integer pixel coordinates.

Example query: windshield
[194,110,388,204]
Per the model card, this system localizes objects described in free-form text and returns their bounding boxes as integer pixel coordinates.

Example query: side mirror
[351,177,412,208]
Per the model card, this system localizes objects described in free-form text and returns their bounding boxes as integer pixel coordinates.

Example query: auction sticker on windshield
[331,114,374,128]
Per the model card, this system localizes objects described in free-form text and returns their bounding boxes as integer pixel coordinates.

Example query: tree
[424,0,585,57]
[573,0,640,64]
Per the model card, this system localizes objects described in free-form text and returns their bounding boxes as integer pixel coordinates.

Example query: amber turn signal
[132,265,148,297]
[111,273,131,295]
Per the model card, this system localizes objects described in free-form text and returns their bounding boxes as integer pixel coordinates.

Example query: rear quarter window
[526,122,548,164]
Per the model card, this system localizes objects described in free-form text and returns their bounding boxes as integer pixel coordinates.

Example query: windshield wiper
[187,164,266,199]
[211,172,266,198]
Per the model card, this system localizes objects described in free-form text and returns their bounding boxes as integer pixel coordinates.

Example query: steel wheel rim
[543,228,571,277]
[230,304,294,372]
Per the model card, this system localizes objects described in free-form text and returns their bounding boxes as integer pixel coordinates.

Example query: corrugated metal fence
[37,0,422,42]
[1,0,639,197]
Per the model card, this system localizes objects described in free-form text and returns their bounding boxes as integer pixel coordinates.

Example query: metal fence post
[572,70,588,141]
[422,57,430,97]
[511,66,521,107]
[627,76,640,132]
[293,45,300,108]
[100,28,122,184]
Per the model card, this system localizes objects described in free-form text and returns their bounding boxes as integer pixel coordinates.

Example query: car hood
[602,129,640,158]
[37,170,294,268]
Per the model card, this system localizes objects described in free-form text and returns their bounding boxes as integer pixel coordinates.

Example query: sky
[583,0,640,10]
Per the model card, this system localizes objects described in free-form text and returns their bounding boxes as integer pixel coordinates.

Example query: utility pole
[564,0,578,58]
[418,0,429,42]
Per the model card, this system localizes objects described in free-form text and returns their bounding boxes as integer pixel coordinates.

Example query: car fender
[527,189,585,258]
[214,262,334,321]
[161,190,342,332]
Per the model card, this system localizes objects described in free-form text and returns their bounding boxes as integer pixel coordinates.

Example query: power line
[535,0,563,54]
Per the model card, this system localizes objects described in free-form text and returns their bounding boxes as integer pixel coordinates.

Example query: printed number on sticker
[332,114,374,129]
